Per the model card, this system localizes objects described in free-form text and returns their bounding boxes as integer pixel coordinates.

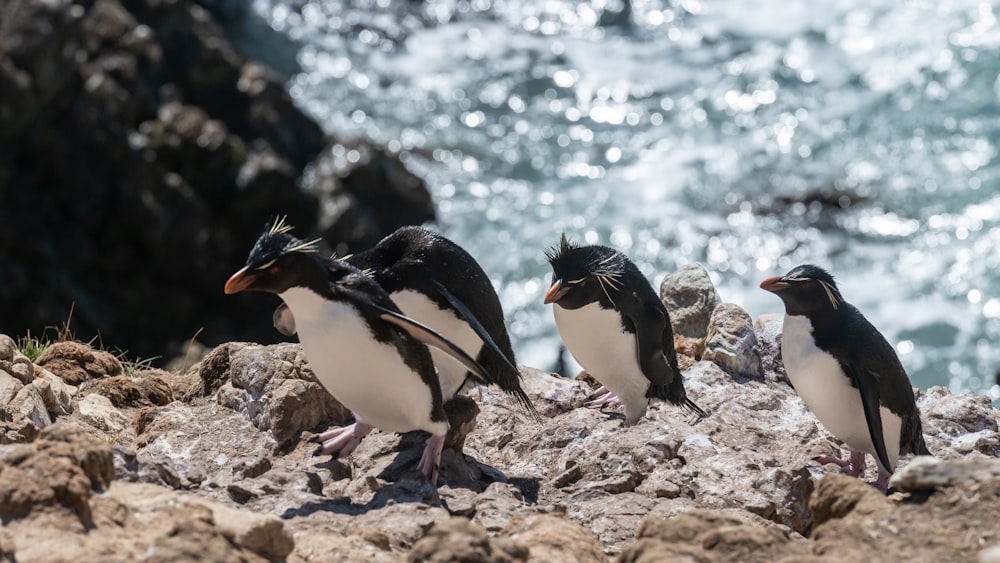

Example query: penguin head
[225,218,327,295]
[760,264,844,316]
[543,233,626,309]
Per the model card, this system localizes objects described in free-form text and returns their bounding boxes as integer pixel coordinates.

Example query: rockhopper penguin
[272,226,536,417]
[760,264,930,492]
[544,234,706,424]
[225,219,494,483]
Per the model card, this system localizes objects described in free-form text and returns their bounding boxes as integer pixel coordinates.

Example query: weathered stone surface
[0,423,114,527]
[0,334,35,385]
[35,342,123,385]
[660,263,722,340]
[754,313,788,385]
[407,517,527,563]
[703,302,763,380]
[2,243,1000,561]
[216,342,352,446]
[82,372,174,408]
[890,456,1000,492]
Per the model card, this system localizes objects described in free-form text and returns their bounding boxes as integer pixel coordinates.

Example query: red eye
[269,266,280,274]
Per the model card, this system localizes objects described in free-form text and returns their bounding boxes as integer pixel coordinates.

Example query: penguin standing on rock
[272,226,536,417]
[346,226,535,416]
[544,234,706,424]
[760,264,930,492]
[224,218,495,483]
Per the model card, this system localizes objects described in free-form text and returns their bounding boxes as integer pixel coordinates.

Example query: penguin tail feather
[682,397,708,421]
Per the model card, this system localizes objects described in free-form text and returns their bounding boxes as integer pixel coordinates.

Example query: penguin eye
[255,259,277,271]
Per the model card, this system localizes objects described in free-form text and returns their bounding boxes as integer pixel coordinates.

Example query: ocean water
[242,0,1000,398]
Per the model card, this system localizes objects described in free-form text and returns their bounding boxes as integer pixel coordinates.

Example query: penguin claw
[317,422,372,458]
[417,434,446,485]
[813,450,866,477]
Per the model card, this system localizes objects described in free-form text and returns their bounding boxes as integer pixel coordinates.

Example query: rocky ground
[2,265,1000,562]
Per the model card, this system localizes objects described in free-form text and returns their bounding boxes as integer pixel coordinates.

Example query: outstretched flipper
[844,362,893,475]
[371,301,492,386]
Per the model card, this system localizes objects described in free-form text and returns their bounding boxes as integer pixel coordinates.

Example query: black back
[769,264,929,458]
[232,221,447,424]
[545,235,705,417]
[347,226,534,415]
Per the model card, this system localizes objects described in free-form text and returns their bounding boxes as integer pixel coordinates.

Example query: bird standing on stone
[544,234,706,424]
[272,225,536,417]
[760,264,930,491]
[225,218,495,483]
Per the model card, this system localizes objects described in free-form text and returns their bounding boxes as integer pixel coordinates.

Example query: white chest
[390,289,483,398]
[781,314,901,473]
[553,302,649,403]
[279,287,441,434]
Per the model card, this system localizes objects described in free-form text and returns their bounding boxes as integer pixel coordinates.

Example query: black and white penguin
[544,234,706,424]
[346,226,535,415]
[760,264,930,491]
[224,219,494,483]
[271,226,535,416]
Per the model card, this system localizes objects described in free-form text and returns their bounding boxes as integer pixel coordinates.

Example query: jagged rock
[501,514,606,563]
[407,517,527,563]
[889,456,1000,492]
[0,423,114,527]
[0,334,34,384]
[216,342,352,446]
[312,140,435,255]
[661,264,722,358]
[77,393,130,434]
[754,313,788,384]
[35,342,123,385]
[703,302,764,380]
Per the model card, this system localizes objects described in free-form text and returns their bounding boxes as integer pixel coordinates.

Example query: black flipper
[623,299,706,419]
[370,301,492,386]
[844,362,893,474]
[432,280,518,373]
[273,303,296,336]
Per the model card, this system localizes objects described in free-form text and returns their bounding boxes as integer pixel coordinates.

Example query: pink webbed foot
[813,450,866,478]
[585,387,621,409]
[417,434,446,485]
[317,422,373,458]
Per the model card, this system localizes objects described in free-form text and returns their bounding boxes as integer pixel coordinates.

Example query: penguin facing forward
[225,219,494,483]
[544,234,706,424]
[760,264,930,492]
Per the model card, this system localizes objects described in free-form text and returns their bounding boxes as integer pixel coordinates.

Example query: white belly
[554,302,650,419]
[391,290,483,399]
[280,287,446,435]
[782,314,901,473]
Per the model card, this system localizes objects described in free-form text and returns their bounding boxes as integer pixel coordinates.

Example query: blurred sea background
[233,0,1000,398]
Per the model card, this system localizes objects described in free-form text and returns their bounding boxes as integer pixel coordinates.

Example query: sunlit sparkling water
[245,0,1000,399]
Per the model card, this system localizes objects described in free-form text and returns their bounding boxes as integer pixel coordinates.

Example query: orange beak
[544,279,570,304]
[759,276,788,293]
[224,267,255,294]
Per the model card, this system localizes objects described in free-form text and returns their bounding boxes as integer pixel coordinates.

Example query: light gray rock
[215,342,352,446]
[660,263,722,339]
[890,456,1000,492]
[77,394,129,434]
[754,313,788,384]
[703,302,764,380]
